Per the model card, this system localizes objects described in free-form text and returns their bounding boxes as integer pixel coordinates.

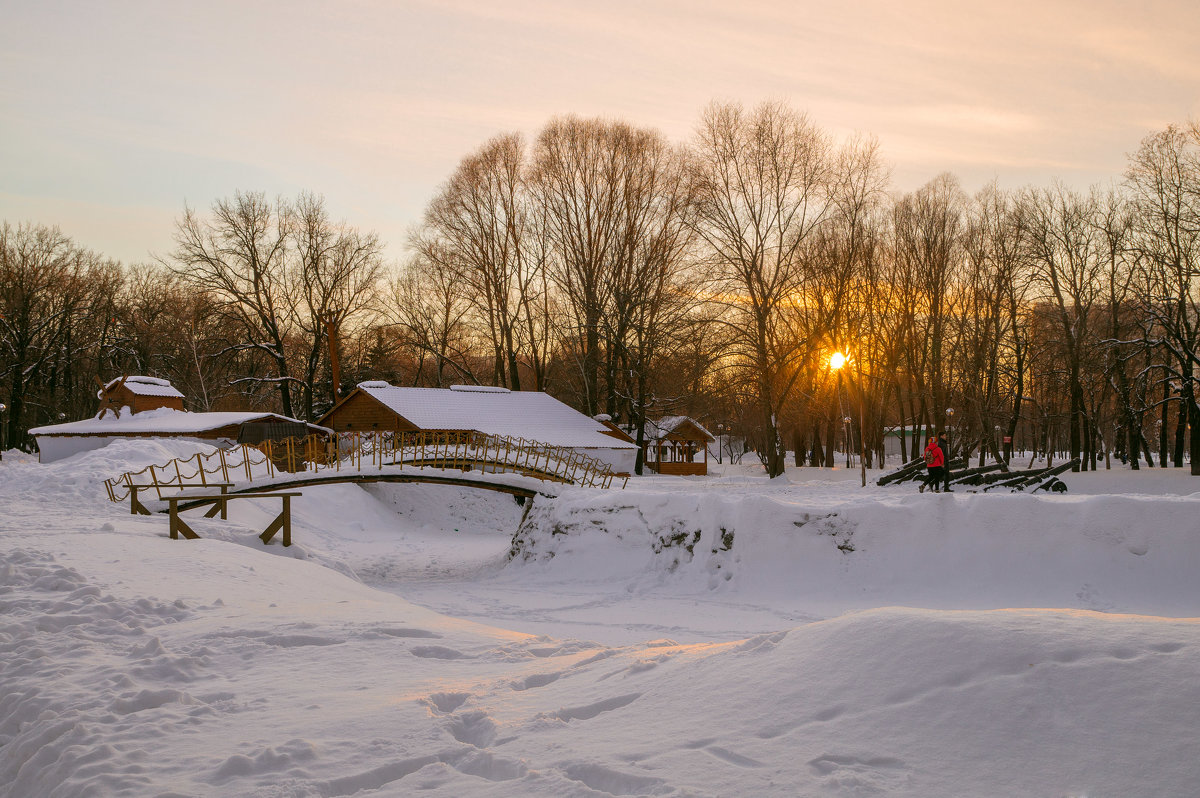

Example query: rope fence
[103,430,626,503]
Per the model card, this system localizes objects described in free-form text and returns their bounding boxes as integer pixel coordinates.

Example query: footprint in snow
[808,753,911,790]
[548,692,641,722]
[561,763,670,796]
[422,692,471,714]
[512,671,563,690]
[411,645,473,660]
[704,745,765,768]
[445,710,498,747]
[373,627,442,639]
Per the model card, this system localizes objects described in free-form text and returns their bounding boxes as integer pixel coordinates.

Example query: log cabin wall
[319,390,417,433]
[100,386,184,415]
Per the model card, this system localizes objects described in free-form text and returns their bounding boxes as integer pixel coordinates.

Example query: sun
[830,351,847,370]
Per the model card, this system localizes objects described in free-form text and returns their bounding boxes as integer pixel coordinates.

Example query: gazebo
[642,416,715,476]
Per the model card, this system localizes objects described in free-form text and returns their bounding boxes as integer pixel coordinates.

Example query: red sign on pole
[1003,436,1012,444]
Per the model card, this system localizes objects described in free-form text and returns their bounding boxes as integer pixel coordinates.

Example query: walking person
[938,431,953,492]
[919,435,944,493]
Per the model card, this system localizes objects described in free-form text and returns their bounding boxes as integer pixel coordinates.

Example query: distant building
[97,375,184,416]
[637,416,715,476]
[30,376,325,463]
[883,425,934,460]
[317,382,638,474]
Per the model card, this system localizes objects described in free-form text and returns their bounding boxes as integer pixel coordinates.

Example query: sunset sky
[3,0,1198,265]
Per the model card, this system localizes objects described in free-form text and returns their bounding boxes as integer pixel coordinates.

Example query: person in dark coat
[938,431,953,492]
[919,436,944,493]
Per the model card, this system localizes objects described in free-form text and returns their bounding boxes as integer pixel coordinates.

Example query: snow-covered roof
[351,384,636,450]
[30,408,319,437]
[102,376,184,399]
[656,416,714,440]
[634,416,715,443]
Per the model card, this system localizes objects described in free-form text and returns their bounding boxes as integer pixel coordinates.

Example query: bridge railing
[103,430,625,503]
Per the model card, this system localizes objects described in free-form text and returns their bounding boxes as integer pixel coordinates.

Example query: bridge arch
[104,430,618,509]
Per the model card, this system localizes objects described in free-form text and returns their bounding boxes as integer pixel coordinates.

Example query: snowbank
[510,483,1200,617]
[4,540,1198,796]
[3,440,1200,796]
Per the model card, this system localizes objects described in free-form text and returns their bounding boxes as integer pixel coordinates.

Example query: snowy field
[3,440,1200,797]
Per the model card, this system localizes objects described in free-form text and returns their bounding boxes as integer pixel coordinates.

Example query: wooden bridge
[103,430,626,512]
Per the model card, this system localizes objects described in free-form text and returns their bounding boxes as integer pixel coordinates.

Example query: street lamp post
[843,416,853,469]
[716,423,724,465]
[945,407,955,465]
[0,403,6,461]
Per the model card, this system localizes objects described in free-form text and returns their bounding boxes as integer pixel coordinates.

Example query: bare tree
[417,134,540,390]
[0,223,123,447]
[531,117,631,414]
[689,101,833,478]
[1125,124,1200,475]
[808,135,890,473]
[384,255,479,387]
[167,192,298,415]
[605,136,697,473]
[891,174,966,454]
[959,184,1028,464]
[1022,183,1104,471]
[292,192,385,417]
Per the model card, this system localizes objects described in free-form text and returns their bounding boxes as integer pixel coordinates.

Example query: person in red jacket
[919,435,944,493]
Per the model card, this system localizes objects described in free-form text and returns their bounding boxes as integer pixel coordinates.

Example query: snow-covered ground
[3,440,1200,797]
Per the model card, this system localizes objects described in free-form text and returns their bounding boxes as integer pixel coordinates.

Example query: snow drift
[510,483,1200,617]
[3,440,1200,797]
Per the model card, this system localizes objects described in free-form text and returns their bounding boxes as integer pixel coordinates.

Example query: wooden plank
[259,512,285,545]
[202,485,230,519]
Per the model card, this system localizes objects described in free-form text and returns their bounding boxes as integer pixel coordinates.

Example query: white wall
[582,446,638,475]
[35,435,116,463]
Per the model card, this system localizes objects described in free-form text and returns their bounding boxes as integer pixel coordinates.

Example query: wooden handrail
[104,429,624,502]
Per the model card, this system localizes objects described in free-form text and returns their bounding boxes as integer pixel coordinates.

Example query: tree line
[3,102,1199,476]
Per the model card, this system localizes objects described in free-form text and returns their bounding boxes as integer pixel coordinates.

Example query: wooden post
[282,494,291,546]
[168,498,199,540]
[129,485,151,515]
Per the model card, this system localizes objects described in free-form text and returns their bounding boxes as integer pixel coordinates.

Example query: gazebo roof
[641,416,715,443]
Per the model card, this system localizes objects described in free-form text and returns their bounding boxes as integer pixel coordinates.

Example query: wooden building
[30,376,325,463]
[641,416,715,476]
[97,375,184,416]
[318,382,638,474]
